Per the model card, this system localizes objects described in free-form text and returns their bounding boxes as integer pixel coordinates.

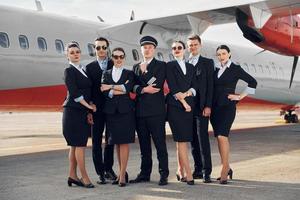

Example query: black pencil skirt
[210,104,236,137]
[167,105,193,142]
[106,111,135,145]
[62,107,90,147]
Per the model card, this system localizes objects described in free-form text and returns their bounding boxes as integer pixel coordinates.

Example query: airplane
[0,0,299,123]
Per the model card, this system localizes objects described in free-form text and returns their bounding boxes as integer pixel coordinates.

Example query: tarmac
[0,110,299,200]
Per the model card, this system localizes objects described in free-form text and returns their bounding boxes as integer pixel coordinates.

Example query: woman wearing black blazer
[62,42,96,188]
[210,45,257,184]
[166,41,197,185]
[101,47,135,187]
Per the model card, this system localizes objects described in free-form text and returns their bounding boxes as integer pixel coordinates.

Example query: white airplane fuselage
[0,6,299,108]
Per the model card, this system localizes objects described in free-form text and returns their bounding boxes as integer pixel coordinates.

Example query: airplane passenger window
[132,49,139,61]
[169,54,174,61]
[272,66,278,77]
[279,67,284,77]
[37,37,47,51]
[265,65,271,74]
[0,32,10,48]
[251,64,256,73]
[258,64,264,73]
[87,43,95,57]
[19,35,29,49]
[55,39,64,54]
[243,63,249,72]
[157,52,164,61]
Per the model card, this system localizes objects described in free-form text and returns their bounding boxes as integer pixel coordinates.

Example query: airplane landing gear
[283,110,299,123]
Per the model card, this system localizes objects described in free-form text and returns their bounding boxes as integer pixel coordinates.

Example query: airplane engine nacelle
[236,8,300,57]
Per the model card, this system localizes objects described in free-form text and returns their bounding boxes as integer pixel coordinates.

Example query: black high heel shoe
[217,169,233,180]
[113,172,129,186]
[80,178,95,188]
[176,173,187,182]
[186,179,195,185]
[68,177,84,187]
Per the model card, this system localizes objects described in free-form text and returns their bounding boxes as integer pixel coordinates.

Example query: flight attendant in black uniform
[85,37,116,184]
[101,47,135,187]
[130,36,169,186]
[166,41,197,185]
[62,42,96,188]
[210,45,257,184]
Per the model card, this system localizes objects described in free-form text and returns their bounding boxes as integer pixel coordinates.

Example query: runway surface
[0,110,299,200]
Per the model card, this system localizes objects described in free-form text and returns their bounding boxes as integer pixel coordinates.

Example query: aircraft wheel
[291,114,299,123]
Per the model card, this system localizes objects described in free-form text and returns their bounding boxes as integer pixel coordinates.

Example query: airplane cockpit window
[0,32,10,48]
[157,52,164,61]
[169,54,174,61]
[87,43,95,57]
[37,37,47,51]
[132,49,139,61]
[55,39,64,54]
[19,35,29,49]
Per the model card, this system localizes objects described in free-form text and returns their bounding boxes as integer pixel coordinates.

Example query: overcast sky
[0,0,256,47]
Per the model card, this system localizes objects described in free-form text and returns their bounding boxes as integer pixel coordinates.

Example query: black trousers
[91,112,114,176]
[136,114,169,178]
[191,115,212,175]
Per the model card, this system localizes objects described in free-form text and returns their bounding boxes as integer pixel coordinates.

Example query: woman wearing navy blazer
[62,42,96,188]
[166,41,197,185]
[100,47,135,187]
[210,45,257,184]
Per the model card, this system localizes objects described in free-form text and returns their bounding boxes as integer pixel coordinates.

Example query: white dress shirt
[217,60,232,78]
[108,66,126,98]
[69,62,87,78]
[176,58,186,75]
[97,57,108,71]
[188,54,200,66]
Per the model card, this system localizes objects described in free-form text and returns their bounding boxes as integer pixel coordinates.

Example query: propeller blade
[289,56,298,88]
[255,49,266,56]
[130,10,135,21]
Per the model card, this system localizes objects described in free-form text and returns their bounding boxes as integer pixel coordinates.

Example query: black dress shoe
[158,177,168,186]
[192,171,203,179]
[67,177,84,187]
[97,174,107,185]
[129,174,150,183]
[203,175,212,183]
[105,169,117,180]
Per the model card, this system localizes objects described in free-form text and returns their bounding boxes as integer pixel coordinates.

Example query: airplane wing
[98,0,300,48]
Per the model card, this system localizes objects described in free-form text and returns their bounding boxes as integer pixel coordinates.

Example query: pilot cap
[140,36,158,47]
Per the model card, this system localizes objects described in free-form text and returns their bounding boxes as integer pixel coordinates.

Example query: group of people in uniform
[62,34,257,188]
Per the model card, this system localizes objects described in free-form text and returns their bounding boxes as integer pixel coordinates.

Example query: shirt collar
[69,61,81,69]
[189,53,200,60]
[144,57,153,64]
[113,66,124,71]
[175,58,185,64]
[216,60,232,69]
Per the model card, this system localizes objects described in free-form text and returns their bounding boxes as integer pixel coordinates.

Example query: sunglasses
[172,46,183,51]
[95,45,107,51]
[69,50,81,55]
[112,55,125,60]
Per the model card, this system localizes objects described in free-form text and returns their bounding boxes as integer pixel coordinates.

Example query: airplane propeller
[289,56,298,89]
